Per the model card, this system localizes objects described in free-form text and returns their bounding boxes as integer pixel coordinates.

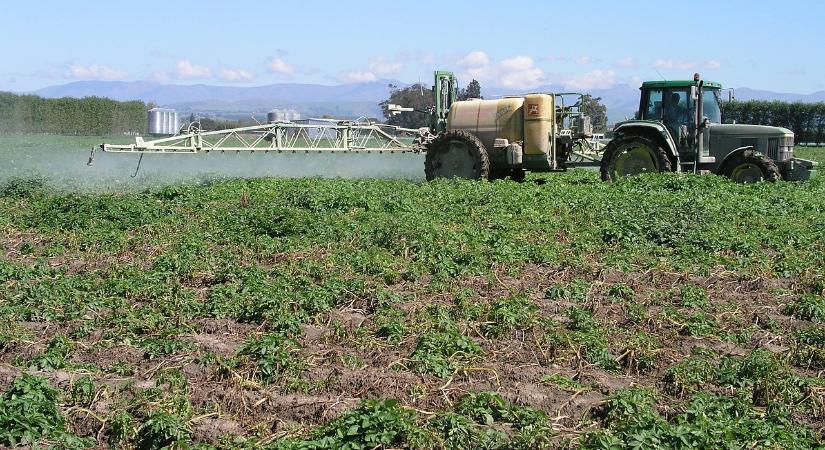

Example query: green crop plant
[582,388,821,449]
[237,333,307,384]
[541,373,591,392]
[275,399,419,450]
[25,335,75,370]
[479,293,538,338]
[70,375,96,407]
[677,284,710,308]
[0,374,90,447]
[410,328,483,378]
[792,326,825,369]
[783,294,825,321]
[664,351,717,396]
[1,140,825,447]
[563,307,621,372]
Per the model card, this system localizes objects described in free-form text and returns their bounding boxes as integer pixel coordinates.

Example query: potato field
[0,139,823,449]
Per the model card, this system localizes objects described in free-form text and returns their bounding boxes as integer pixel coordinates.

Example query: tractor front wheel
[719,149,781,183]
[424,130,490,181]
[600,135,672,181]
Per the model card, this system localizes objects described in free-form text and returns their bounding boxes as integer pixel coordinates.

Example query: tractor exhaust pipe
[694,73,704,174]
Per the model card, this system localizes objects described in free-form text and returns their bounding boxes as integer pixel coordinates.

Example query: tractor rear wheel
[424,130,490,181]
[719,149,781,183]
[600,135,672,181]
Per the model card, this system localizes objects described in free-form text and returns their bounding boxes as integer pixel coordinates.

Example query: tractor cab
[637,78,722,162]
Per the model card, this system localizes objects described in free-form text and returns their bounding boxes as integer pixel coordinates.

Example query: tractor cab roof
[641,80,723,89]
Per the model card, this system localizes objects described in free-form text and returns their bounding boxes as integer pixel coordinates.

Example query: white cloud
[615,57,635,68]
[219,68,254,82]
[341,71,378,83]
[562,70,617,90]
[577,56,592,65]
[457,51,490,68]
[369,57,403,77]
[499,56,544,89]
[67,64,129,81]
[455,52,545,89]
[176,60,211,79]
[267,58,294,77]
[653,59,722,71]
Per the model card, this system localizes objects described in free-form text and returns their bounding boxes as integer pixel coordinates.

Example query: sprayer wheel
[424,130,490,181]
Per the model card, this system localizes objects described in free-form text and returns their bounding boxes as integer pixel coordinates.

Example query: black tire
[488,168,525,182]
[600,135,672,182]
[424,130,490,181]
[719,149,781,183]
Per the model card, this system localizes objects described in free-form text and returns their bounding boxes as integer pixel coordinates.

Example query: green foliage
[237,333,307,384]
[480,293,538,337]
[375,308,408,345]
[0,91,147,135]
[677,284,709,308]
[723,100,825,145]
[792,326,825,368]
[0,176,46,198]
[140,337,195,359]
[783,294,825,321]
[380,83,433,128]
[664,351,716,396]
[582,388,821,450]
[457,79,483,101]
[541,373,590,392]
[0,374,65,446]
[136,411,191,450]
[579,94,608,133]
[410,329,483,378]
[70,376,95,407]
[27,335,74,370]
[2,147,825,447]
[286,399,418,450]
[563,307,621,371]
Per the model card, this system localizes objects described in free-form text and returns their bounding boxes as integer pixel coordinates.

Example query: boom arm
[90,119,430,165]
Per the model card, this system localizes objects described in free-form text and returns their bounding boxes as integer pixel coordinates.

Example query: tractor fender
[613,121,681,170]
[716,146,757,173]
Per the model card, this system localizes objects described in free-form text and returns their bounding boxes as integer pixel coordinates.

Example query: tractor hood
[708,124,793,138]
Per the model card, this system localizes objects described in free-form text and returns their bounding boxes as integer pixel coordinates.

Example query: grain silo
[267,109,301,123]
[148,108,180,135]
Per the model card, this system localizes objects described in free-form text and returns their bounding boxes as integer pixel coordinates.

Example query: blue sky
[3,0,824,93]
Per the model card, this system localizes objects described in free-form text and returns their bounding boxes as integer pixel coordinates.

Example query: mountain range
[30,80,825,124]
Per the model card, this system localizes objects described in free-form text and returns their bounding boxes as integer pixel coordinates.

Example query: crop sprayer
[91,70,817,182]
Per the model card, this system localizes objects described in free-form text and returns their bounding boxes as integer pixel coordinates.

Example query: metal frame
[95,119,428,158]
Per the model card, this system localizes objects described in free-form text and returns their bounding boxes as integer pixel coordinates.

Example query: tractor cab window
[643,89,663,120]
[664,90,691,129]
[703,88,722,123]
[663,89,692,143]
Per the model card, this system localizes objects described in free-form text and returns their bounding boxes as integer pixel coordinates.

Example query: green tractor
[600,74,817,182]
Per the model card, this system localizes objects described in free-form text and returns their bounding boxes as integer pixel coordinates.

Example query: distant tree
[379,83,434,129]
[458,79,482,100]
[579,94,608,133]
[0,91,147,135]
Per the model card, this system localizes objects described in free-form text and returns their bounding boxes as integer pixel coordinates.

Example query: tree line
[0,91,148,135]
[722,100,825,145]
